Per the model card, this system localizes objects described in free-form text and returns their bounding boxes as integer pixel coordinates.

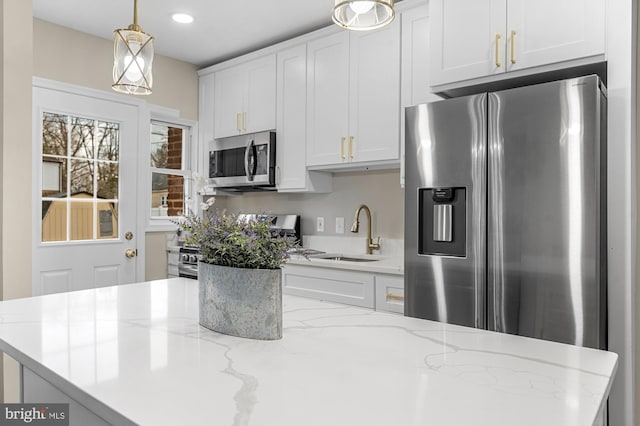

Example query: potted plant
[178,209,298,340]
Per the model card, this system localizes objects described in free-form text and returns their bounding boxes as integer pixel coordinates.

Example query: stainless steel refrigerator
[404,75,607,349]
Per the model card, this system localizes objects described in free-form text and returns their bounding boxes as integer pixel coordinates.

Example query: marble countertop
[0,278,617,426]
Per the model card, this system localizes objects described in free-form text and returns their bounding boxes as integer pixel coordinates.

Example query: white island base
[0,278,617,426]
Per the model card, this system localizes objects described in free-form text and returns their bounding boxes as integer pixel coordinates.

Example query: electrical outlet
[316,217,325,232]
[335,217,345,234]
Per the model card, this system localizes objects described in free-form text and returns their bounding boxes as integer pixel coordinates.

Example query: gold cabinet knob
[125,249,137,258]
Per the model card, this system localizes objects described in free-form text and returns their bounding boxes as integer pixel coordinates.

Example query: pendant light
[112,0,154,95]
[332,0,395,31]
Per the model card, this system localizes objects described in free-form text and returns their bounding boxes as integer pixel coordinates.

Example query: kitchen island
[0,278,616,425]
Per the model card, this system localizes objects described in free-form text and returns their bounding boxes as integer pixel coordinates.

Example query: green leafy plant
[177,209,298,270]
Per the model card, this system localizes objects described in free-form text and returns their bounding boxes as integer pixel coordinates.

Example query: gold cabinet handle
[349,136,354,159]
[340,137,346,159]
[242,112,246,131]
[125,248,137,259]
[510,30,516,65]
[236,113,241,132]
[495,34,501,68]
[386,293,404,302]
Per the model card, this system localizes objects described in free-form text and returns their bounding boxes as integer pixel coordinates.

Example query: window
[41,112,120,242]
[150,121,191,218]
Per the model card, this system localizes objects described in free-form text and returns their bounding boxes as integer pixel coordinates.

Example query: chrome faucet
[350,204,381,255]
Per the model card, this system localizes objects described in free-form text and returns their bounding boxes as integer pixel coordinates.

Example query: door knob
[125,231,134,240]
[125,249,137,258]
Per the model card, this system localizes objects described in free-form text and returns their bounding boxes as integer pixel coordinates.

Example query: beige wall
[33,19,199,120]
[217,170,404,240]
[2,0,34,403]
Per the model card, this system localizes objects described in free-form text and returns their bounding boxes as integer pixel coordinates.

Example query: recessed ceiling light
[172,13,194,24]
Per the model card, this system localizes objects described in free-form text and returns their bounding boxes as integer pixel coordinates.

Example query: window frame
[145,112,197,232]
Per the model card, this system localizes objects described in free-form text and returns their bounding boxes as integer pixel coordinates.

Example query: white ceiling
[32,0,345,68]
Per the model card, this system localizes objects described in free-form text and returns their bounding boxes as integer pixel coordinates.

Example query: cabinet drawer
[375,275,404,314]
[282,265,374,308]
[167,251,179,266]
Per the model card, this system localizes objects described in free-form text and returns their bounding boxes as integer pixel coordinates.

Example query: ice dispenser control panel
[418,187,466,257]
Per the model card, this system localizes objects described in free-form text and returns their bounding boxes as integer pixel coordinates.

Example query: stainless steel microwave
[209,131,275,189]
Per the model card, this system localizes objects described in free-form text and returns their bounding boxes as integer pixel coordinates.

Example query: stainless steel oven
[178,246,200,279]
[209,131,275,189]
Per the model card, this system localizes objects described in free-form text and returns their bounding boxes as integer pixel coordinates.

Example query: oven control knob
[181,254,189,262]
[190,255,198,263]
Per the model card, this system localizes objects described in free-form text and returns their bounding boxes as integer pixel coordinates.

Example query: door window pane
[98,202,118,239]
[97,162,119,200]
[41,113,120,242]
[70,117,94,159]
[69,200,94,241]
[70,159,94,195]
[42,200,67,242]
[97,121,119,161]
[42,113,68,156]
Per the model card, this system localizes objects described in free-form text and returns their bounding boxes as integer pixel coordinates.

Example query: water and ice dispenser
[418,187,466,257]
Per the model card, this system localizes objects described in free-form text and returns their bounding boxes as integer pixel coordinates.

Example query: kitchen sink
[309,254,380,262]
[321,256,378,262]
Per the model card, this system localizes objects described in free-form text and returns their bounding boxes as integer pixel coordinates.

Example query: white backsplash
[302,235,403,259]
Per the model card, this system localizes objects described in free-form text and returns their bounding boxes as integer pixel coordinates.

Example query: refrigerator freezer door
[404,95,487,328]
[487,75,606,349]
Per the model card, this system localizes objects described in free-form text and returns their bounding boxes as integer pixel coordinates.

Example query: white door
[430,0,507,86]
[33,85,141,295]
[506,0,605,72]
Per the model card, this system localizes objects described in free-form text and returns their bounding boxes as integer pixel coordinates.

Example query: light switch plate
[335,217,345,234]
[316,217,325,232]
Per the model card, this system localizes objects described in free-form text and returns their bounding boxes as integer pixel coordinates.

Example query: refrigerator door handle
[487,92,506,333]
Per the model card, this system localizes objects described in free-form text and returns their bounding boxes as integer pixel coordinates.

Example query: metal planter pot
[198,263,282,340]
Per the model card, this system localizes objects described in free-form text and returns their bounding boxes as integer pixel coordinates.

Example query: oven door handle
[244,139,257,181]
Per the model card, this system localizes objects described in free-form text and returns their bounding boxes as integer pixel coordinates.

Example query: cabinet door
[430,0,507,86]
[306,32,350,167]
[349,18,401,163]
[400,5,442,186]
[506,0,604,72]
[214,66,244,139]
[276,45,308,190]
[245,54,277,133]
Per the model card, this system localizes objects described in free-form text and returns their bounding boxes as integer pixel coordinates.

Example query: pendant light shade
[332,0,395,31]
[113,0,154,95]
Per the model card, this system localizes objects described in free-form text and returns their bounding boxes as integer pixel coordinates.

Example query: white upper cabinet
[276,44,332,192]
[214,54,276,139]
[306,32,350,167]
[307,19,401,168]
[400,3,442,187]
[430,0,506,86]
[430,0,605,87]
[506,0,605,72]
[349,20,401,164]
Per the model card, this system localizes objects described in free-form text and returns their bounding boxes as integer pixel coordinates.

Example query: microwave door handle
[244,139,256,181]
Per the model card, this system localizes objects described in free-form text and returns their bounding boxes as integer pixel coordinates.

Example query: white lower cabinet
[282,264,404,314]
[22,366,111,426]
[374,275,405,314]
[167,247,179,278]
[282,264,375,308]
